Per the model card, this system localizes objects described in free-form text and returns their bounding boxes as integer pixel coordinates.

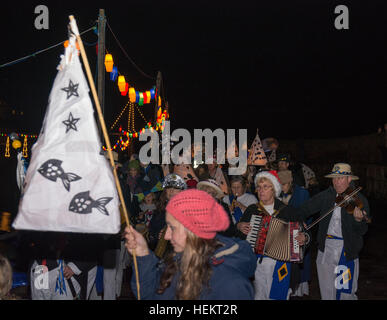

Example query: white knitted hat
[254,170,282,198]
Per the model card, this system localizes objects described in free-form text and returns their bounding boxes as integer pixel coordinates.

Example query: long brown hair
[157,230,222,299]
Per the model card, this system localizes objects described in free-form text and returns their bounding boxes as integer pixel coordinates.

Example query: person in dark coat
[278,169,311,297]
[148,174,187,253]
[277,153,306,188]
[296,163,370,300]
[124,189,256,300]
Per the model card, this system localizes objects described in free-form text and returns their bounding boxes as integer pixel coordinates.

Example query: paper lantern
[150,88,155,100]
[110,66,118,81]
[139,92,144,106]
[118,75,126,92]
[104,54,114,72]
[143,92,148,104]
[129,87,136,103]
[121,83,129,96]
[145,91,151,104]
[158,96,161,107]
[135,91,139,103]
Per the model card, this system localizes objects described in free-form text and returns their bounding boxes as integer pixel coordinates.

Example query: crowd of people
[0,139,371,301]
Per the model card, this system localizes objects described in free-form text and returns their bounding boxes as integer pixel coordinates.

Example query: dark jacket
[297,186,370,261]
[218,201,238,238]
[131,234,256,300]
[288,184,310,209]
[138,164,164,192]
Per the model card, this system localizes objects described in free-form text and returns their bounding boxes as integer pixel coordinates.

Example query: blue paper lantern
[135,91,139,103]
[150,88,155,100]
[110,66,118,81]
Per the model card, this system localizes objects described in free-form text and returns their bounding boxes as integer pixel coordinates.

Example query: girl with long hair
[124,189,256,300]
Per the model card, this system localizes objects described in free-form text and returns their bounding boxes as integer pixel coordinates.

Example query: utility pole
[154,71,162,124]
[97,9,106,138]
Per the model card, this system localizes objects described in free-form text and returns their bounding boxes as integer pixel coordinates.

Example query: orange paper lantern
[104,54,114,72]
[118,75,126,92]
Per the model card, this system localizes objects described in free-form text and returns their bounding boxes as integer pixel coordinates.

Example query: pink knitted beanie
[166,189,230,239]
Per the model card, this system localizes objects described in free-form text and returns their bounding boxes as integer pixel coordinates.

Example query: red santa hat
[254,170,282,198]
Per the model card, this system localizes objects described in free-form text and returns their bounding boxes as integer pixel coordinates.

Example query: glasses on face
[257,185,272,191]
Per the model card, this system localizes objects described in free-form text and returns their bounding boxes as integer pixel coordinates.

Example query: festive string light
[22,135,28,158]
[5,137,10,157]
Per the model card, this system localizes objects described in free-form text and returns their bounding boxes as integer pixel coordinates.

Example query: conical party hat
[247,129,267,166]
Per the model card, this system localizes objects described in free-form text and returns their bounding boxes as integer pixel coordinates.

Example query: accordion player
[236,200,309,263]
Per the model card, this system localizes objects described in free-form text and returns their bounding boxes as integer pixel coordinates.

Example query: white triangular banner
[13,36,120,234]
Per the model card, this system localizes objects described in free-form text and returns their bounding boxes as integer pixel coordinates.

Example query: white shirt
[327,204,343,238]
[263,203,275,216]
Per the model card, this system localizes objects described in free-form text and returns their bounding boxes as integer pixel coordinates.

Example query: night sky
[1,0,387,143]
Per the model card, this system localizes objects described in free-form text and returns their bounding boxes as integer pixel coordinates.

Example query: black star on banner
[62,112,80,133]
[61,80,79,100]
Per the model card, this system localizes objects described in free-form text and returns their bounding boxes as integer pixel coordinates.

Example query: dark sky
[1,0,387,142]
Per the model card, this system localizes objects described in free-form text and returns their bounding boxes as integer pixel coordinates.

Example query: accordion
[246,213,304,263]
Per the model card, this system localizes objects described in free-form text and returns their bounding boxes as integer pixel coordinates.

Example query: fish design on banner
[69,191,113,216]
[38,159,81,191]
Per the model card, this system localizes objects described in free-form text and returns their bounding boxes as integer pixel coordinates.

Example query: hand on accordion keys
[237,222,251,235]
[295,232,307,246]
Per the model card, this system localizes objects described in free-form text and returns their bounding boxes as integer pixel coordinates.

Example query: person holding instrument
[296,163,370,300]
[124,189,256,300]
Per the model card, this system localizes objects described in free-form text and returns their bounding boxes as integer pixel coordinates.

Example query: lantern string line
[0,26,97,69]
[106,21,156,81]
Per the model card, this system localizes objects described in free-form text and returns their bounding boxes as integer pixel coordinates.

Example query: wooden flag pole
[69,15,140,300]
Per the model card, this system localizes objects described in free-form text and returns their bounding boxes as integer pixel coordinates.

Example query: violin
[335,186,371,223]
[306,186,371,231]
[335,186,363,214]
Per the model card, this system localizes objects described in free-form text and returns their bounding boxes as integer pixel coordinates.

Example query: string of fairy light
[1,133,37,158]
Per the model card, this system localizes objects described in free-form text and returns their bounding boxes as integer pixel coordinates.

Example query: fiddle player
[296,163,370,300]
